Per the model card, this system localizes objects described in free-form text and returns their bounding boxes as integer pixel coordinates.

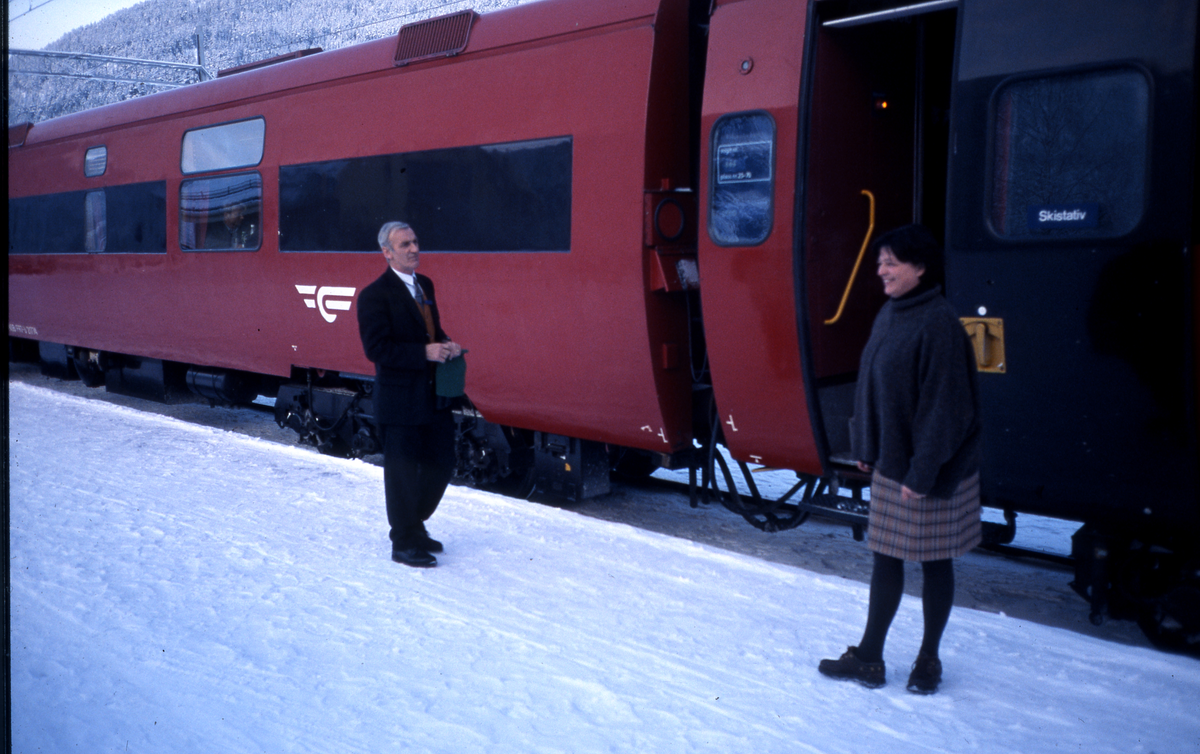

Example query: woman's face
[877,246,925,298]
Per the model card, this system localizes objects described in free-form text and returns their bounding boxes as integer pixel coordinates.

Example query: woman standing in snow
[818,224,982,695]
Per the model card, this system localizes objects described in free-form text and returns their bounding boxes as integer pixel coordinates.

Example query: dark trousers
[382,411,456,547]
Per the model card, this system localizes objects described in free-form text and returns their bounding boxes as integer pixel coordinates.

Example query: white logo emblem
[296,285,356,323]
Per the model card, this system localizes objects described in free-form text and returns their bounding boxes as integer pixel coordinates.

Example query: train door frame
[793,0,959,469]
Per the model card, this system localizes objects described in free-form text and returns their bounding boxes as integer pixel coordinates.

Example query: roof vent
[394,10,476,67]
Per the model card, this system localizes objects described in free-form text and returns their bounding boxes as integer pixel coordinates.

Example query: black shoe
[818,646,886,688]
[418,535,444,554]
[906,651,942,694]
[416,525,444,553]
[391,548,437,568]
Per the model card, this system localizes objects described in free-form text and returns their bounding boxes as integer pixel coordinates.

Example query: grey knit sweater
[849,286,981,498]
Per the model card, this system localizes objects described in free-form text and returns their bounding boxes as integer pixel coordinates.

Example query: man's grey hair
[377,221,412,250]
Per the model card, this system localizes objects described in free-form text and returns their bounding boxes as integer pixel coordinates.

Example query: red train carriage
[9,0,700,496]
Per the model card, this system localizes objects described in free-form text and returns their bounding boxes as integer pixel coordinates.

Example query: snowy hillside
[7,0,531,124]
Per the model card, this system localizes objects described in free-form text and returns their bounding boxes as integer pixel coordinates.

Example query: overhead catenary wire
[9,0,59,23]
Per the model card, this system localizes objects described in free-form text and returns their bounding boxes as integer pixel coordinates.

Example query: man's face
[383,227,420,274]
[223,205,244,228]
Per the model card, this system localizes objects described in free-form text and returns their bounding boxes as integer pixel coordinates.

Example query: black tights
[856,553,954,663]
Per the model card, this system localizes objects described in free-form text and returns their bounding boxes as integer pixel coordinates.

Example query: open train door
[798,1,958,464]
[945,0,1199,538]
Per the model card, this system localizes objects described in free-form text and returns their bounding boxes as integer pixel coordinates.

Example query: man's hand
[426,341,463,362]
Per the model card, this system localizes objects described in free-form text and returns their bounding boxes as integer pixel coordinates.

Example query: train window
[989,68,1149,239]
[85,191,106,251]
[84,146,107,177]
[9,191,87,253]
[279,136,572,252]
[180,172,262,251]
[709,111,775,246]
[106,182,168,253]
[8,181,166,254]
[180,118,265,175]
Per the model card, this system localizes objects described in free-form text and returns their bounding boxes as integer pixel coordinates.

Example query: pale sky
[8,0,150,50]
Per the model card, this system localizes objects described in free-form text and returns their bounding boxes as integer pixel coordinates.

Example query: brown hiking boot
[818,646,886,688]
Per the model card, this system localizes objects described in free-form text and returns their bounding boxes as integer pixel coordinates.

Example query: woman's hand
[900,485,925,503]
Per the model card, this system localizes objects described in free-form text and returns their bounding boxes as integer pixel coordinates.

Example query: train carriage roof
[16,0,667,147]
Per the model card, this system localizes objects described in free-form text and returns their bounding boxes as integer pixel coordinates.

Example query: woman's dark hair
[870,224,944,287]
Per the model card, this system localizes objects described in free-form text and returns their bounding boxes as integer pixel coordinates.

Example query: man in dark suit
[357,221,464,568]
[204,203,259,249]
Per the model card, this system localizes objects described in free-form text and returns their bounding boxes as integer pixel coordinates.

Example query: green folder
[436,351,467,397]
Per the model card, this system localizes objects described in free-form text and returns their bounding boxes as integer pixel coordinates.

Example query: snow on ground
[9,381,1200,754]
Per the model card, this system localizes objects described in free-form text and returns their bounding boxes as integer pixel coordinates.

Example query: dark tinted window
[990,68,1149,239]
[279,136,572,252]
[10,191,86,254]
[9,181,166,254]
[709,111,775,246]
[107,182,167,252]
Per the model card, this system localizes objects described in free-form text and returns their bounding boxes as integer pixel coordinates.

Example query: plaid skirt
[867,472,981,561]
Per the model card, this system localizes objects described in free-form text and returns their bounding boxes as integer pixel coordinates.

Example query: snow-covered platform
[10,382,1199,753]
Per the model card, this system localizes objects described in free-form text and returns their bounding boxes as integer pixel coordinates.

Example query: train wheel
[71,349,106,388]
[612,448,659,480]
[453,415,536,498]
[490,427,536,499]
[1125,546,1200,655]
[1097,535,1200,656]
[1137,584,1200,655]
[315,433,352,458]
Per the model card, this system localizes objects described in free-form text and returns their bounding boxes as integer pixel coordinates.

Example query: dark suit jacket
[203,215,259,249]
[356,268,448,426]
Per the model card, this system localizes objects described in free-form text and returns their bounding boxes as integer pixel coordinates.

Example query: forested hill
[8,0,527,125]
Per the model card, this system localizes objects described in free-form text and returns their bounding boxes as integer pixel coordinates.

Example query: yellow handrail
[824,190,875,325]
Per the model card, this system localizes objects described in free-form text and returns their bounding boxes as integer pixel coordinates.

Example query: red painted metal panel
[698,0,821,473]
